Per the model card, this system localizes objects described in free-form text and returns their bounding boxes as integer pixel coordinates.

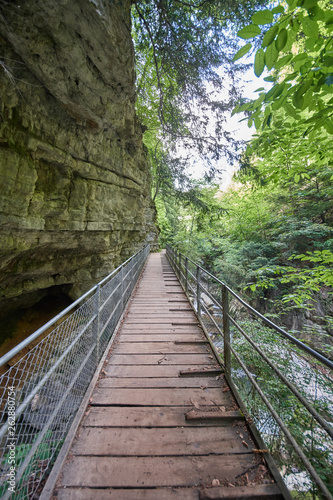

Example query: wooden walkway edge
[41,251,287,500]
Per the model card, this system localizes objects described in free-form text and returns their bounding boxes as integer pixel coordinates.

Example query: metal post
[179,252,182,281]
[96,284,101,363]
[121,264,124,309]
[222,284,231,374]
[185,257,188,294]
[196,266,201,319]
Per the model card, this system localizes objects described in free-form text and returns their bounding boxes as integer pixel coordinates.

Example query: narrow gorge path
[42,252,285,500]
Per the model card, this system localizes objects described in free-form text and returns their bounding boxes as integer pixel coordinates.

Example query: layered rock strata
[0,0,157,317]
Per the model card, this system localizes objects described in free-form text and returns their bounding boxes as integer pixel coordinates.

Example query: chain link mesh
[0,245,149,499]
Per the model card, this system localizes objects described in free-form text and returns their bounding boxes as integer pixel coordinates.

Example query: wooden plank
[126,317,199,326]
[126,314,196,319]
[108,354,215,365]
[118,334,203,342]
[104,364,221,378]
[180,368,222,377]
[83,407,242,428]
[113,342,211,354]
[60,454,257,488]
[120,326,202,333]
[91,387,231,406]
[129,307,192,312]
[56,487,200,500]
[199,484,284,500]
[71,426,253,456]
[185,409,243,423]
[98,377,223,388]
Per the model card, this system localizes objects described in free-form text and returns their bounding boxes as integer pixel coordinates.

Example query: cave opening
[0,286,74,358]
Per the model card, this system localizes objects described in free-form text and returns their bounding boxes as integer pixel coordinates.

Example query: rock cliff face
[0,0,157,317]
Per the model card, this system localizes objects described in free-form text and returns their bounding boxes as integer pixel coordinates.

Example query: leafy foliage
[233,0,333,135]
[132,0,268,200]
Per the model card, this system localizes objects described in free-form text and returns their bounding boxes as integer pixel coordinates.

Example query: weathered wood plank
[118,334,203,342]
[113,342,211,354]
[108,353,215,365]
[199,484,284,500]
[56,487,200,500]
[60,455,257,488]
[104,364,221,378]
[98,377,222,388]
[123,320,200,327]
[120,326,202,333]
[71,426,253,456]
[91,387,231,406]
[83,406,242,428]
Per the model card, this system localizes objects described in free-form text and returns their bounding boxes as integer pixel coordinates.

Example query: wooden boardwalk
[43,252,285,500]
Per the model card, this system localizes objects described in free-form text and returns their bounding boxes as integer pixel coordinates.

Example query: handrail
[0,244,150,499]
[166,244,333,500]
[169,248,333,370]
[0,245,148,368]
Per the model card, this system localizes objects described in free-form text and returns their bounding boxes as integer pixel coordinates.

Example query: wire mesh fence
[0,244,150,499]
[167,245,333,500]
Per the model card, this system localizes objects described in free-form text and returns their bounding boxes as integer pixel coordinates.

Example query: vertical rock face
[0,0,157,316]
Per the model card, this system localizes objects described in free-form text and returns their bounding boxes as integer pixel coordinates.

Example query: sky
[187,64,269,190]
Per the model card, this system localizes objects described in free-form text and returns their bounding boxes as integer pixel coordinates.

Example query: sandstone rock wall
[0,0,157,316]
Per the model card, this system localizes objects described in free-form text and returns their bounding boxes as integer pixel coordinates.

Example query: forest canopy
[131,0,267,194]
[131,0,333,341]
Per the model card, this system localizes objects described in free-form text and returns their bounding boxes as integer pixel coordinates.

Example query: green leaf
[231,104,239,117]
[307,6,326,21]
[262,25,279,48]
[275,28,288,51]
[265,43,279,70]
[324,119,333,133]
[272,5,285,14]
[271,94,287,110]
[233,43,252,61]
[302,17,319,38]
[302,88,313,109]
[292,90,304,109]
[251,10,274,25]
[302,0,318,10]
[275,54,292,70]
[305,38,316,51]
[292,53,309,63]
[254,49,265,77]
[284,102,298,118]
[294,173,300,183]
[237,24,261,39]
[323,57,333,67]
[325,75,333,86]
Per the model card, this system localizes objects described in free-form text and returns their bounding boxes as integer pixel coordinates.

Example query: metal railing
[0,244,150,499]
[166,245,333,500]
